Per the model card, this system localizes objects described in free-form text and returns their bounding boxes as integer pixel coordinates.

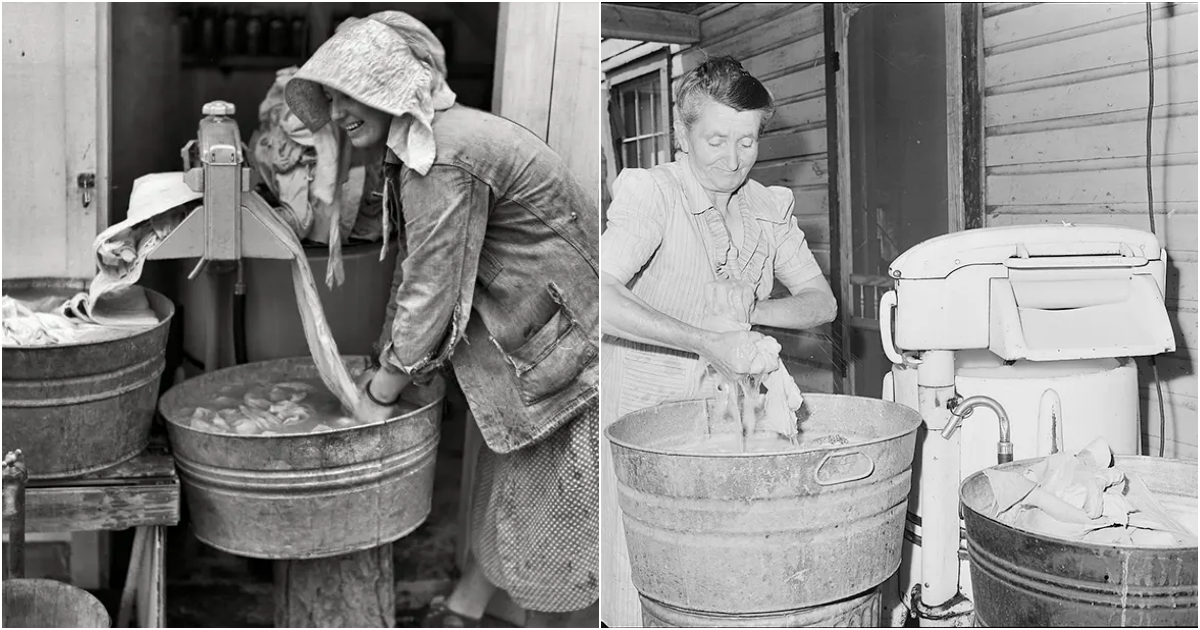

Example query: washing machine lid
[889,224,1163,280]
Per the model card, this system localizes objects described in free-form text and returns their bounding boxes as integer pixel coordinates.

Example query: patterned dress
[471,403,600,613]
[599,156,825,626]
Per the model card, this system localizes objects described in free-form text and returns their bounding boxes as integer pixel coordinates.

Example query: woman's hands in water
[701,330,781,380]
[352,365,411,425]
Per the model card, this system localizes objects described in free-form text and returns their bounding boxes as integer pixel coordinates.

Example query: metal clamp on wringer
[148,101,295,272]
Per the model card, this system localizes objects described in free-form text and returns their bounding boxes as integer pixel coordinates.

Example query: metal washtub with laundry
[877,224,1189,626]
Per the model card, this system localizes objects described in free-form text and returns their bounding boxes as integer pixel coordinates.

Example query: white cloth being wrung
[700,279,804,438]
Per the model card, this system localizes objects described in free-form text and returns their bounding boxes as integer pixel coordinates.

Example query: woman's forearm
[601,272,713,356]
[370,367,412,403]
[749,289,837,330]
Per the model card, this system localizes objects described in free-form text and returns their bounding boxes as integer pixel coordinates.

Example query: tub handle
[814,449,875,486]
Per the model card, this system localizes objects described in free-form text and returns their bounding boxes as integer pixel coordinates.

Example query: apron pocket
[507,291,597,406]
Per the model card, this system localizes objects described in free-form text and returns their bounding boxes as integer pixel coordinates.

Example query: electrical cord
[1144,3,1167,458]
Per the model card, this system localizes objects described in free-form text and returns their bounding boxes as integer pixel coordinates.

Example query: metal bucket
[640,586,882,627]
[158,356,442,559]
[606,393,921,622]
[3,578,112,628]
[2,278,173,479]
[961,455,1198,627]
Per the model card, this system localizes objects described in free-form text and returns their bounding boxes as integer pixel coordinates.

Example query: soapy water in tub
[652,430,854,455]
[172,377,418,436]
[688,368,851,454]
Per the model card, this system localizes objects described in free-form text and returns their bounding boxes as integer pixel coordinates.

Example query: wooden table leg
[140,526,166,628]
[274,544,395,628]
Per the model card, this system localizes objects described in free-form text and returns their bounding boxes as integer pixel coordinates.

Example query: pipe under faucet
[941,395,1013,464]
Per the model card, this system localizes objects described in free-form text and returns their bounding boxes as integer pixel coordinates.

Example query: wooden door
[2,3,110,279]
[833,3,960,396]
[491,1,600,202]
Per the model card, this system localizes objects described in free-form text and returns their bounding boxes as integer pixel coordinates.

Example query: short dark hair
[675,56,775,135]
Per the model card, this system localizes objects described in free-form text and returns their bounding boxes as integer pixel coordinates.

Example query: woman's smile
[325,88,391,148]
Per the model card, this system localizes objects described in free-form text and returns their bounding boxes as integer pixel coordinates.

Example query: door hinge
[77,172,96,209]
[829,51,842,72]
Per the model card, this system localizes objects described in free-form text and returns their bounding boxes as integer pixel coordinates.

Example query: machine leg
[274,544,396,628]
[915,351,967,627]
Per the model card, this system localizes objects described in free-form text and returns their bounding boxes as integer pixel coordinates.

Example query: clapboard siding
[679,3,834,389]
[982,2,1199,458]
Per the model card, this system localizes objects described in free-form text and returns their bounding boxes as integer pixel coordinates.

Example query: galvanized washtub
[962,455,1198,627]
[2,278,173,479]
[606,393,922,626]
[640,586,883,627]
[3,578,111,628]
[158,356,442,560]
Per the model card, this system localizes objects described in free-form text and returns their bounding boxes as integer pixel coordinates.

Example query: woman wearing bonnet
[285,12,599,627]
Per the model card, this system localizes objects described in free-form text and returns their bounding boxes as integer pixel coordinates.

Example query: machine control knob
[203,101,236,117]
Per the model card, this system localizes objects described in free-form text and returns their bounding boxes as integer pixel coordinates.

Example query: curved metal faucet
[941,395,1013,464]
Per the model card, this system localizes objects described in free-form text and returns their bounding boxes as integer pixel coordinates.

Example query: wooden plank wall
[678,3,836,392]
[980,2,1199,459]
[493,2,600,202]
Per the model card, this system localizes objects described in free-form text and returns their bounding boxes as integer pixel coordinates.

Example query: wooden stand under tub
[7,436,180,628]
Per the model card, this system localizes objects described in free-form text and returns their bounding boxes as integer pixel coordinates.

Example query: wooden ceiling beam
[601,4,700,44]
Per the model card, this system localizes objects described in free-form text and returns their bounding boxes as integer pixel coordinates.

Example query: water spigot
[941,395,1013,464]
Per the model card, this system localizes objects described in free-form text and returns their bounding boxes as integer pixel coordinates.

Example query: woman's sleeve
[768,186,826,290]
[600,169,668,285]
[378,164,489,378]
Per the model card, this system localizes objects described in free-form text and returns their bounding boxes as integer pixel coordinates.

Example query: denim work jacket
[376,105,599,454]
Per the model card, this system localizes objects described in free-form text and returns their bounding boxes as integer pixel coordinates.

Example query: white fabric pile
[2,285,158,346]
[983,438,1196,546]
[1,175,181,347]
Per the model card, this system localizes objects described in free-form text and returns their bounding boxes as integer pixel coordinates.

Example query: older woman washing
[600,57,837,626]
[286,12,599,628]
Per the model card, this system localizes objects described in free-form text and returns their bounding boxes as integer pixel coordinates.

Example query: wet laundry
[2,285,159,346]
[82,171,364,414]
[700,279,806,442]
[983,438,1196,546]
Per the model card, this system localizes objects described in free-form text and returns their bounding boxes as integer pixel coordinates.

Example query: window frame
[608,52,673,171]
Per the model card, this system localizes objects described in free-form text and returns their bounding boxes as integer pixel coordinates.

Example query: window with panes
[609,59,672,170]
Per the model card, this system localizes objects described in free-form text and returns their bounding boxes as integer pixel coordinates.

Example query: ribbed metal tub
[158,356,442,560]
[2,278,173,479]
[606,394,922,625]
[640,586,883,627]
[3,578,111,628]
[962,456,1198,627]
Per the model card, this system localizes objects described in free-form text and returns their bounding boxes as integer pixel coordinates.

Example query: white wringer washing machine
[876,224,1177,627]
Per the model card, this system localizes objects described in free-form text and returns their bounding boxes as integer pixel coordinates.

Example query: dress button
[569,212,578,221]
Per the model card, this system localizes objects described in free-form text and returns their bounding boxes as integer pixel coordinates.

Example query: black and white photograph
[599,2,1198,628]
[2,1,1199,629]
[2,2,599,628]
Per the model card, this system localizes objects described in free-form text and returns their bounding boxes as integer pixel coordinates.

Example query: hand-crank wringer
[147,100,295,274]
[878,224,1176,626]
